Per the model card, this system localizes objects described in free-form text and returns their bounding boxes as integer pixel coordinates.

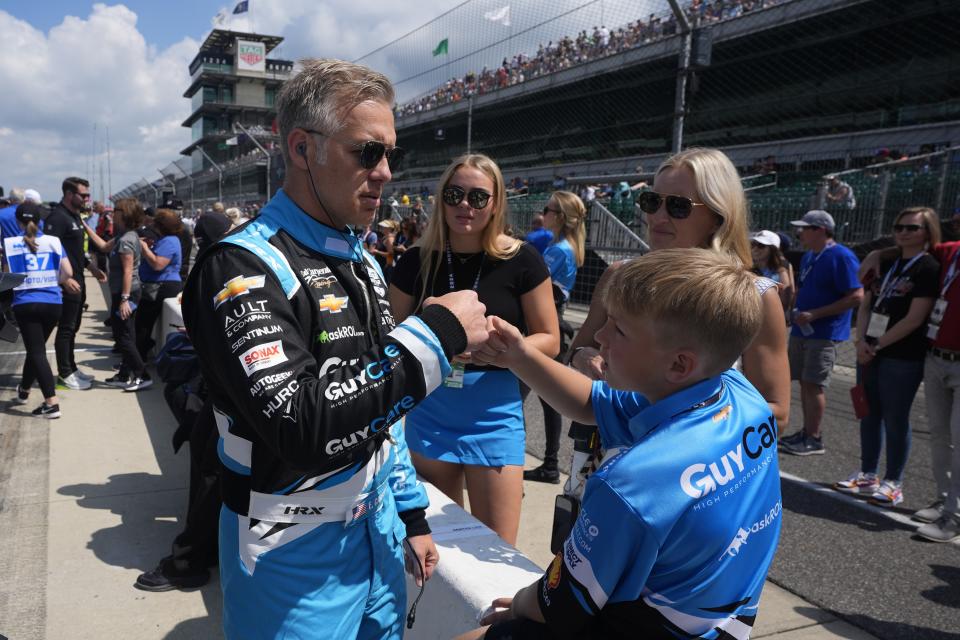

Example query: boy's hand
[571,346,605,380]
[471,316,526,367]
[479,597,515,626]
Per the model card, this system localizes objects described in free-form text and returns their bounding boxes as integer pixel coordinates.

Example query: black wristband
[398,507,431,538]
[419,304,468,359]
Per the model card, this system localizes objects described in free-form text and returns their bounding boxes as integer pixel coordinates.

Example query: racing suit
[181,189,464,639]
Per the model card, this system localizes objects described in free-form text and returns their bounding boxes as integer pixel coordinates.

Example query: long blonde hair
[417,153,520,306]
[656,148,752,266]
[550,190,586,267]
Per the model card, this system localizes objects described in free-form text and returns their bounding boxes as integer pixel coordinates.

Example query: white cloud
[0,4,198,203]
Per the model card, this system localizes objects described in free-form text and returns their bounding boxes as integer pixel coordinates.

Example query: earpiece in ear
[297,142,307,156]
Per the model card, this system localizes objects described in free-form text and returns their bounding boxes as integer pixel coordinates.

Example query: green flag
[432,38,448,56]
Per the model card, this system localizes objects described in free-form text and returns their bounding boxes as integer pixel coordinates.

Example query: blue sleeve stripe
[389,318,450,393]
[220,222,301,300]
[217,438,251,475]
[214,406,252,472]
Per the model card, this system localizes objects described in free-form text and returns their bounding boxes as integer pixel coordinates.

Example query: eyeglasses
[637,190,706,219]
[304,129,405,171]
[543,206,561,215]
[73,192,91,199]
[893,224,923,233]
[442,185,492,210]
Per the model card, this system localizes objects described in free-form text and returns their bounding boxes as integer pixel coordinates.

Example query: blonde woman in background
[224,207,250,230]
[569,148,791,437]
[525,190,587,483]
[389,153,559,545]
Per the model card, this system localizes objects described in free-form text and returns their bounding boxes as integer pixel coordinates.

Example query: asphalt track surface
[523,362,960,639]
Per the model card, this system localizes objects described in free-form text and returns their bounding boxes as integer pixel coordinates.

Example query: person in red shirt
[862,235,960,542]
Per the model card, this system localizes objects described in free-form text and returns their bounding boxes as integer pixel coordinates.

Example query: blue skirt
[405,369,525,467]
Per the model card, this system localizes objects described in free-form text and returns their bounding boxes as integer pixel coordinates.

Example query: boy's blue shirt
[535,369,782,638]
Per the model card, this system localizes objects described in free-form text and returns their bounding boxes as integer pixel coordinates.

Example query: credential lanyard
[940,248,960,298]
[445,243,484,292]
[799,242,834,285]
[873,252,926,312]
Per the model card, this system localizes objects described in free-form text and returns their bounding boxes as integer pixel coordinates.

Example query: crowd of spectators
[395,0,784,118]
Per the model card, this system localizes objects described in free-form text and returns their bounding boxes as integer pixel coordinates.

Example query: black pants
[55,285,84,378]
[135,281,183,361]
[111,291,146,378]
[533,302,571,470]
[14,303,62,399]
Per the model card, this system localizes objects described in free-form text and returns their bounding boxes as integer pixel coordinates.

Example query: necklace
[445,242,484,291]
[452,251,482,265]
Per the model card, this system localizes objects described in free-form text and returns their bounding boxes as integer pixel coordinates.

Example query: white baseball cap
[750,230,781,248]
[23,189,42,204]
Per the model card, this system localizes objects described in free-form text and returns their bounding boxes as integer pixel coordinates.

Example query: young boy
[463,248,783,639]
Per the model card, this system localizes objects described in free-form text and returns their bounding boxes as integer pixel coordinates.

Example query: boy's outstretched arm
[474,316,596,425]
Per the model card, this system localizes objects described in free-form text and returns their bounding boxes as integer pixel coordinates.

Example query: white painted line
[3,346,115,356]
[779,470,960,546]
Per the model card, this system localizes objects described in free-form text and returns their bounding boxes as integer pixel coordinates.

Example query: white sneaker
[56,372,92,391]
[73,368,95,382]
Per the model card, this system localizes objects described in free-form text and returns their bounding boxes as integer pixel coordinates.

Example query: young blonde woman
[389,154,559,544]
[525,191,587,483]
[569,148,791,435]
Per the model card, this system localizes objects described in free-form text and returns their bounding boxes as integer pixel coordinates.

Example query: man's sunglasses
[442,185,492,210]
[73,191,91,199]
[636,190,706,219]
[893,223,923,233]
[305,130,405,171]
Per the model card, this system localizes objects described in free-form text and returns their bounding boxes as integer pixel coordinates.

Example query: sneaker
[916,514,960,543]
[56,372,91,391]
[32,403,61,419]
[834,471,879,495]
[123,376,153,392]
[12,385,30,405]
[913,499,945,523]
[73,368,95,382]
[134,556,209,592]
[870,480,903,507]
[780,434,825,456]
[778,430,805,446]
[104,374,130,388]
[523,464,561,484]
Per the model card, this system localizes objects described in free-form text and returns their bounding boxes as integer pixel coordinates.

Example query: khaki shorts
[789,336,839,387]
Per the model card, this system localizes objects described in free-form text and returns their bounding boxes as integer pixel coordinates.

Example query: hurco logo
[213,275,266,309]
[238,340,288,376]
[679,417,777,499]
[319,294,349,314]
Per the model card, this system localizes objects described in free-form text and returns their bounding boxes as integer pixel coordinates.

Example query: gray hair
[275,58,394,165]
[7,188,24,204]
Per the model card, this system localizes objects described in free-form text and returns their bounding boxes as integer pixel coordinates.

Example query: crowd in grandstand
[395,0,785,117]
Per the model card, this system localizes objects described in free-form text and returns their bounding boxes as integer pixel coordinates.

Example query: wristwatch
[565,346,586,366]
[120,294,130,302]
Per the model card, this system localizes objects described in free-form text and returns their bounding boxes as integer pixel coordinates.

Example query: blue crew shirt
[543,237,577,299]
[4,234,64,306]
[140,235,182,282]
[792,242,861,340]
[535,370,782,638]
[525,228,553,254]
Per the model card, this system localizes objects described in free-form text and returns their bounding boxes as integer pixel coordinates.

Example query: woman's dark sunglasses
[543,206,561,215]
[893,224,923,233]
[637,190,705,219]
[442,185,491,209]
[304,129,405,171]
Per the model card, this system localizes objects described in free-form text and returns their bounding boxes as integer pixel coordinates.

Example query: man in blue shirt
[462,248,782,639]
[524,213,553,255]
[781,210,863,456]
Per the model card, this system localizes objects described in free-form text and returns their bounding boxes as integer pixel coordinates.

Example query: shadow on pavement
[161,578,224,640]
[921,564,960,610]
[781,480,915,534]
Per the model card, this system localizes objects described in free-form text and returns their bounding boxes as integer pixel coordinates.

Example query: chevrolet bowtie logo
[319,294,349,314]
[213,275,266,308]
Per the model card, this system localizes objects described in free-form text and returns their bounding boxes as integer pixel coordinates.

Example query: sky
[0,0,652,203]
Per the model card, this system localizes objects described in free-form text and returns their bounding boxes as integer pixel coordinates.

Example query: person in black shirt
[389,153,559,545]
[835,207,941,507]
[43,177,106,389]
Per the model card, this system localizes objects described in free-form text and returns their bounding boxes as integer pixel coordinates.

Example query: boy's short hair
[604,248,762,375]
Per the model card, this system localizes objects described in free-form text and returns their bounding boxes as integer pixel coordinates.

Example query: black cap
[16,202,43,224]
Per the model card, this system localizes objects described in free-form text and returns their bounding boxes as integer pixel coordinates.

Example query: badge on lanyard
[931,298,948,325]
[443,360,466,389]
[866,312,890,339]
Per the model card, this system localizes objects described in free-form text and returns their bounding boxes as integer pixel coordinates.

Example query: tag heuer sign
[236,39,265,72]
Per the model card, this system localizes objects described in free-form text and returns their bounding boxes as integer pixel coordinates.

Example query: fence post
[935,157,949,215]
[875,170,891,239]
